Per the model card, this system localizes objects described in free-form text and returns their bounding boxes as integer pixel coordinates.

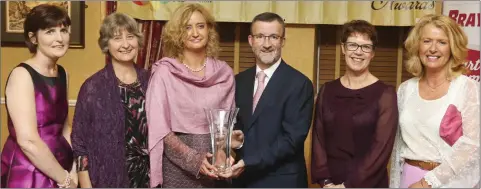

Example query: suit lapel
[238,67,255,132]
[245,61,287,132]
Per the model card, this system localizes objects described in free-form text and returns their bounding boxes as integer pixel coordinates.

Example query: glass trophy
[204,108,239,174]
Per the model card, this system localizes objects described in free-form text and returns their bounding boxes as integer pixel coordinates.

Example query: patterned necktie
[253,71,267,113]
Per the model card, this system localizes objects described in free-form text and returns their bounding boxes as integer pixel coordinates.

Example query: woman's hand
[324,183,345,188]
[322,183,334,188]
[409,179,431,188]
[68,179,78,188]
[199,153,218,179]
[69,161,78,188]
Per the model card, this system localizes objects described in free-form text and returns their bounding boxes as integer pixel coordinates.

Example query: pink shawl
[146,57,235,187]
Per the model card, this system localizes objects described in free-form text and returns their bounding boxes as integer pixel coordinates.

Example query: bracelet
[57,170,71,188]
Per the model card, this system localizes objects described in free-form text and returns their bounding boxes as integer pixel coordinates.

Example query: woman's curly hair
[161,3,220,61]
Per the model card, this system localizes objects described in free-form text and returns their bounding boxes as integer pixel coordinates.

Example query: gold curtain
[118,1,437,26]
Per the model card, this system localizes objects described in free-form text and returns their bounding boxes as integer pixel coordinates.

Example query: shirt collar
[255,58,282,79]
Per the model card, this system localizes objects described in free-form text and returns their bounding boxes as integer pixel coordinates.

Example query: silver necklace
[183,60,206,72]
[425,79,448,92]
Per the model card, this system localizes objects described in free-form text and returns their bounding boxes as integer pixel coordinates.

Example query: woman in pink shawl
[146,3,238,188]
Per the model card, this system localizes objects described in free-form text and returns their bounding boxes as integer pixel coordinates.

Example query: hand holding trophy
[204,108,239,175]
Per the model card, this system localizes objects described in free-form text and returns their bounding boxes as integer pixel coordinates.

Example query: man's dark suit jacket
[233,60,314,188]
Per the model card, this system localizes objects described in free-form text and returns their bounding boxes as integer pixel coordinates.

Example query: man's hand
[218,159,245,179]
[231,130,244,149]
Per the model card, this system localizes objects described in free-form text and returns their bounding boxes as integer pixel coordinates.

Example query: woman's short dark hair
[23,4,71,53]
[340,20,378,47]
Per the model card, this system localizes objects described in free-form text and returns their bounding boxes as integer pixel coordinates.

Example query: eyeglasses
[343,42,374,53]
[251,34,284,43]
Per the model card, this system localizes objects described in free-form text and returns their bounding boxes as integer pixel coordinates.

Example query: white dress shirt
[253,58,282,96]
[235,59,281,150]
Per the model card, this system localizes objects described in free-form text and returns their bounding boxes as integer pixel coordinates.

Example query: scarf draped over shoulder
[146,57,235,187]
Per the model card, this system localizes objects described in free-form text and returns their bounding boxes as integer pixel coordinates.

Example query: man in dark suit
[222,12,314,188]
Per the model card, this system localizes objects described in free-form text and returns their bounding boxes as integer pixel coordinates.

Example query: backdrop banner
[444,1,480,82]
[118,1,437,26]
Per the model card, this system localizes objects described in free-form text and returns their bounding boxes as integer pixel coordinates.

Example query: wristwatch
[320,179,333,187]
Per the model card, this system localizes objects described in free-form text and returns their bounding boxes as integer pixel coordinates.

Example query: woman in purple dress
[1,4,77,188]
[310,20,398,188]
[71,13,150,188]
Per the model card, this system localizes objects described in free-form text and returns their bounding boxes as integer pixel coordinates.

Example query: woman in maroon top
[310,20,398,188]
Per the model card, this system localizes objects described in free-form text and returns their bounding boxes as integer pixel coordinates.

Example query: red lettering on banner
[447,5,480,82]
[449,10,459,21]
[468,75,480,82]
[464,50,480,82]
[466,59,480,71]
[466,14,476,26]
[458,13,467,26]
[449,10,480,27]
[477,13,481,27]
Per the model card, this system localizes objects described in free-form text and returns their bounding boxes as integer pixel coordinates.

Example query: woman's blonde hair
[162,3,220,60]
[404,14,468,79]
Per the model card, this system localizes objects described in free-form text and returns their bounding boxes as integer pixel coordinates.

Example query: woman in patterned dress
[71,13,150,187]
[1,4,77,188]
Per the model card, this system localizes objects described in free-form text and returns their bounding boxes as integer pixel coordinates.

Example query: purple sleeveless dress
[1,63,73,188]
